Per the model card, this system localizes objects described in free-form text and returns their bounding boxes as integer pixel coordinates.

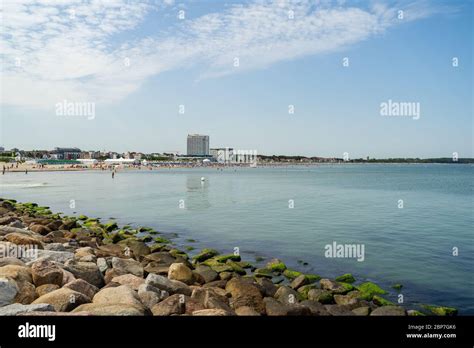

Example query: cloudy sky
[0,0,472,157]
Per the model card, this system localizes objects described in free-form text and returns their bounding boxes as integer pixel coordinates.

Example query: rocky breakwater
[0,198,458,316]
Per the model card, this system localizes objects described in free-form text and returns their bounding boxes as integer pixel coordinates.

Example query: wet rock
[31,260,63,286]
[32,288,90,312]
[420,304,457,316]
[370,306,406,316]
[290,274,308,290]
[335,273,356,283]
[265,258,286,273]
[192,248,219,263]
[334,294,359,306]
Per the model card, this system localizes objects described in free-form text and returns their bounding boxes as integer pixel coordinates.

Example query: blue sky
[0,0,472,158]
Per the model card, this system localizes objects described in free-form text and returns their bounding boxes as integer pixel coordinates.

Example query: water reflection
[185,175,210,210]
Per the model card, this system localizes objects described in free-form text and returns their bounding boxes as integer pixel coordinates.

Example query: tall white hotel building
[187,134,210,156]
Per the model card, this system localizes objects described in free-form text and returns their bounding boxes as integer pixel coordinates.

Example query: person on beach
[2,166,5,175]
[25,169,28,174]
[112,171,115,179]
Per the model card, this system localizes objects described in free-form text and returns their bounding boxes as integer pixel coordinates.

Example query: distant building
[187,134,209,156]
[80,151,100,159]
[210,147,234,163]
[0,147,4,152]
[50,147,81,160]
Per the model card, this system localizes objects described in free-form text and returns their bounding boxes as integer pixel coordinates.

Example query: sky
[0,0,472,158]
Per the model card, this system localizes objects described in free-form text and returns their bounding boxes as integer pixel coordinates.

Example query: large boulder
[168,263,194,285]
[93,285,142,307]
[0,277,18,306]
[111,274,145,290]
[63,279,99,300]
[64,260,104,288]
[370,306,406,316]
[0,303,55,315]
[72,303,147,316]
[264,297,311,316]
[29,224,51,235]
[31,260,63,286]
[0,257,26,267]
[145,274,191,296]
[36,284,60,297]
[225,278,265,314]
[111,257,143,277]
[32,288,90,312]
[4,233,43,248]
[274,286,302,305]
[192,309,234,316]
[193,265,218,283]
[151,294,185,316]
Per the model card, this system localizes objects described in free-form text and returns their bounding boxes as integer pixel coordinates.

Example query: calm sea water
[1,164,473,313]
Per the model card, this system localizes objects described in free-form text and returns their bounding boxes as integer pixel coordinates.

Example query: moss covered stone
[335,273,356,283]
[421,304,458,316]
[226,260,246,275]
[154,237,170,244]
[357,282,387,300]
[305,274,321,283]
[254,268,273,278]
[104,221,118,232]
[372,295,394,306]
[283,269,302,279]
[391,283,403,290]
[266,259,287,272]
[214,254,241,263]
[192,248,219,262]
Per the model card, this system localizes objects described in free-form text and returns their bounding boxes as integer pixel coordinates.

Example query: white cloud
[0,0,448,109]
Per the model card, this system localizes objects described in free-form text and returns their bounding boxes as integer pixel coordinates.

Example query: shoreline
[0,198,459,316]
[1,161,472,173]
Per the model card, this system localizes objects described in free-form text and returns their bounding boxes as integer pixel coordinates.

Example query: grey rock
[0,303,55,315]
